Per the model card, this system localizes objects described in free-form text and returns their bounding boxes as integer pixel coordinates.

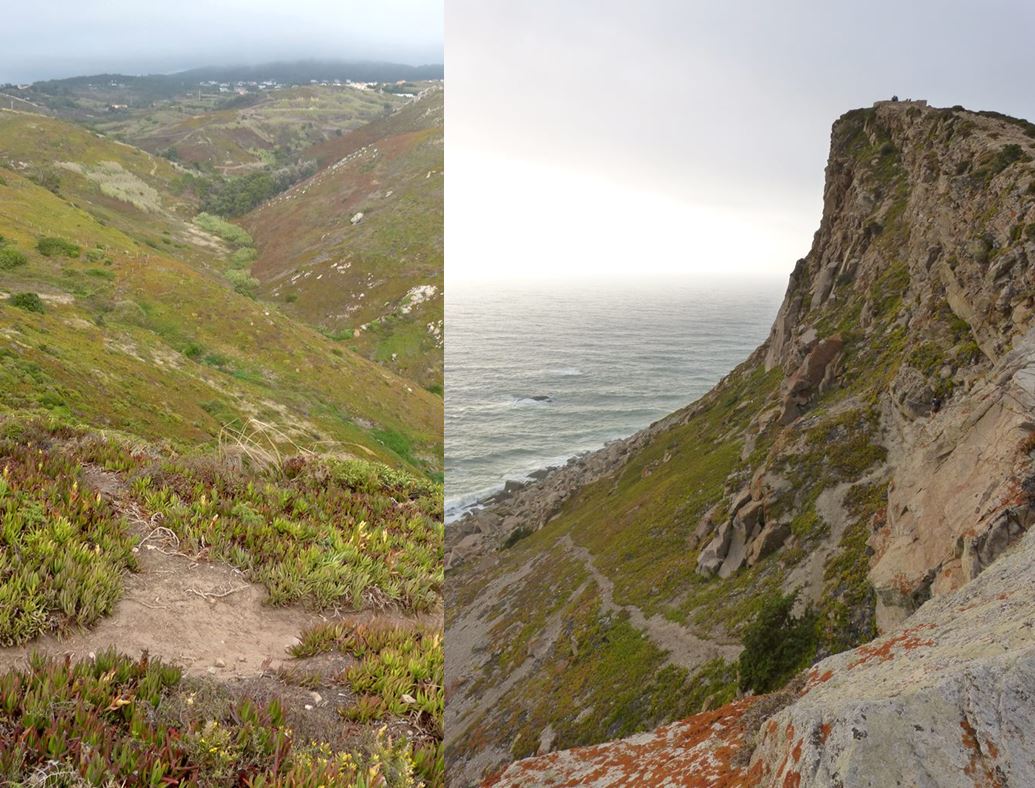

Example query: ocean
[445,277,785,521]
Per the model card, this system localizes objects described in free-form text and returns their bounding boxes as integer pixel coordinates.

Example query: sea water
[445,277,784,521]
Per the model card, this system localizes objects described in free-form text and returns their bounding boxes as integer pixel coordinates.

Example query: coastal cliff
[446,100,1035,785]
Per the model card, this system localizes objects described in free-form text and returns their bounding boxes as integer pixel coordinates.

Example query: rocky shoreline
[444,364,754,570]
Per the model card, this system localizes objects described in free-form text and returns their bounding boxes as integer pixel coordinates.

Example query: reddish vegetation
[847,625,935,669]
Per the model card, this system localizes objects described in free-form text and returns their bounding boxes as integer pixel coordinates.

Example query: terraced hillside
[242,87,443,389]
[96,85,408,175]
[0,94,444,784]
[446,100,1035,784]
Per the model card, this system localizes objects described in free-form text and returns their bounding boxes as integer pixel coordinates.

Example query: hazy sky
[448,0,1035,281]
[0,1,443,83]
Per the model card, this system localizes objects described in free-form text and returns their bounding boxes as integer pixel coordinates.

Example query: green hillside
[96,85,406,175]
[242,88,444,390]
[0,109,441,476]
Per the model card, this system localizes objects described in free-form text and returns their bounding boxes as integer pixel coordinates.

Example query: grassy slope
[241,89,443,390]
[0,109,441,476]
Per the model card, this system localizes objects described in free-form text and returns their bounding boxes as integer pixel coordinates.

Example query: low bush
[738,592,817,693]
[193,212,253,248]
[36,237,80,258]
[291,621,443,784]
[0,650,424,785]
[0,247,27,270]
[0,442,137,646]
[132,455,443,611]
[8,293,44,313]
[225,268,260,297]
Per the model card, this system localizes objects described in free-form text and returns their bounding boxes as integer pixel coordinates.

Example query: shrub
[8,293,44,313]
[0,650,422,784]
[225,268,260,297]
[36,237,80,258]
[27,168,60,193]
[194,212,253,248]
[0,442,136,645]
[738,592,817,693]
[229,246,257,268]
[0,247,27,270]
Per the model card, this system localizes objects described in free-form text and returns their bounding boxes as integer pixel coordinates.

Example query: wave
[542,367,582,377]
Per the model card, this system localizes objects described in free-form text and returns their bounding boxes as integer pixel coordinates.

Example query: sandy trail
[559,534,740,669]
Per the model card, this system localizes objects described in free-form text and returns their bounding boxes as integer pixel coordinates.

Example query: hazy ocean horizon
[445,276,785,522]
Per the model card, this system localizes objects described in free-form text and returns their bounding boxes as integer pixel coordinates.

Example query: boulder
[718,521,748,578]
[696,520,733,576]
[747,521,791,566]
[780,335,844,423]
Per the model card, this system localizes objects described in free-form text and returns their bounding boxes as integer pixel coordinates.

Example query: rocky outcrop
[779,333,843,424]
[871,325,1035,628]
[488,526,1035,787]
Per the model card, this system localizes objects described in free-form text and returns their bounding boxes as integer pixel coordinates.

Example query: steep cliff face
[446,100,1035,786]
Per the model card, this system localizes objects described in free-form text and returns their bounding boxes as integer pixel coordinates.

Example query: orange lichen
[791,738,803,763]
[802,667,835,694]
[484,697,765,787]
[820,723,831,743]
[847,625,935,669]
[960,718,1005,787]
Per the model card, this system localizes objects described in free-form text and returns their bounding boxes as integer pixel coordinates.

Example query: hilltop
[446,100,1035,785]
[242,87,444,389]
[2,60,443,118]
[0,77,443,782]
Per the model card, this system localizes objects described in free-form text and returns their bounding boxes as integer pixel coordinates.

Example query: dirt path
[559,535,740,670]
[0,466,431,679]
[0,535,324,677]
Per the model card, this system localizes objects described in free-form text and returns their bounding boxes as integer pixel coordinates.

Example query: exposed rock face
[872,327,1035,628]
[488,527,1035,787]
[448,99,1035,785]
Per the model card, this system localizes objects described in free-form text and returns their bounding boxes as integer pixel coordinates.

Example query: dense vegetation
[737,593,818,693]
[0,650,427,786]
[195,162,317,218]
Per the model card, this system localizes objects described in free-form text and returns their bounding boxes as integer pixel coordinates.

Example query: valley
[0,61,444,785]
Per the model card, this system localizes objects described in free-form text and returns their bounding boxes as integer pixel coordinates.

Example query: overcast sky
[448,0,1035,281]
[0,0,442,83]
